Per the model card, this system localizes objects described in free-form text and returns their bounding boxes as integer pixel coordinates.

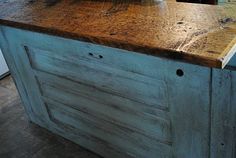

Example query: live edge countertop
[0,0,236,68]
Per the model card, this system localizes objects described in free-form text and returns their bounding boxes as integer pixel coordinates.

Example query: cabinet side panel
[211,69,236,158]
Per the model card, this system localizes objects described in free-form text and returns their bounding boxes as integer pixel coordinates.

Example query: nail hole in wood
[99,55,103,59]
[177,21,184,24]
[176,69,184,77]
[221,143,225,146]
[89,53,93,56]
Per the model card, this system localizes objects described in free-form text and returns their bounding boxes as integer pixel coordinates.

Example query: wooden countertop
[0,0,236,68]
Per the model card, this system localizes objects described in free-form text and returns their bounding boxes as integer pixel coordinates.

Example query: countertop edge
[0,19,226,69]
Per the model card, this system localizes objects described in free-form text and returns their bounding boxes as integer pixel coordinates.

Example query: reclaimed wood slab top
[0,0,236,68]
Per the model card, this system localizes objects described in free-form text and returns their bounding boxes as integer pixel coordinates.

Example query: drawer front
[0,26,212,158]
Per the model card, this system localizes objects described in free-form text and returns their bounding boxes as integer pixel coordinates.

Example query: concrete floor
[0,75,101,158]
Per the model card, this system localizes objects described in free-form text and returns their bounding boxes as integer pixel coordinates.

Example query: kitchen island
[0,0,235,157]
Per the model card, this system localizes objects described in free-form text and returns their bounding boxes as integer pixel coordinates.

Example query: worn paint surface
[211,69,236,158]
[0,26,236,157]
[0,76,101,158]
[0,0,236,68]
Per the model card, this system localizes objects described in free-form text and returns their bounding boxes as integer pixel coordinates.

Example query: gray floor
[0,75,101,158]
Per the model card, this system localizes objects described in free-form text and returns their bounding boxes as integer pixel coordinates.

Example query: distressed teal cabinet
[0,26,235,158]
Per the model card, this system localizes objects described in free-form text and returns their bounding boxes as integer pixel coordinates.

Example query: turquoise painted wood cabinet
[0,26,235,158]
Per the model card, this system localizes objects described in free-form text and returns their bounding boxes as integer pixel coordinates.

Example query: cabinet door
[0,26,212,158]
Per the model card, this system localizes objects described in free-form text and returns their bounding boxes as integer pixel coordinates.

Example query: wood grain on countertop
[0,0,235,68]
